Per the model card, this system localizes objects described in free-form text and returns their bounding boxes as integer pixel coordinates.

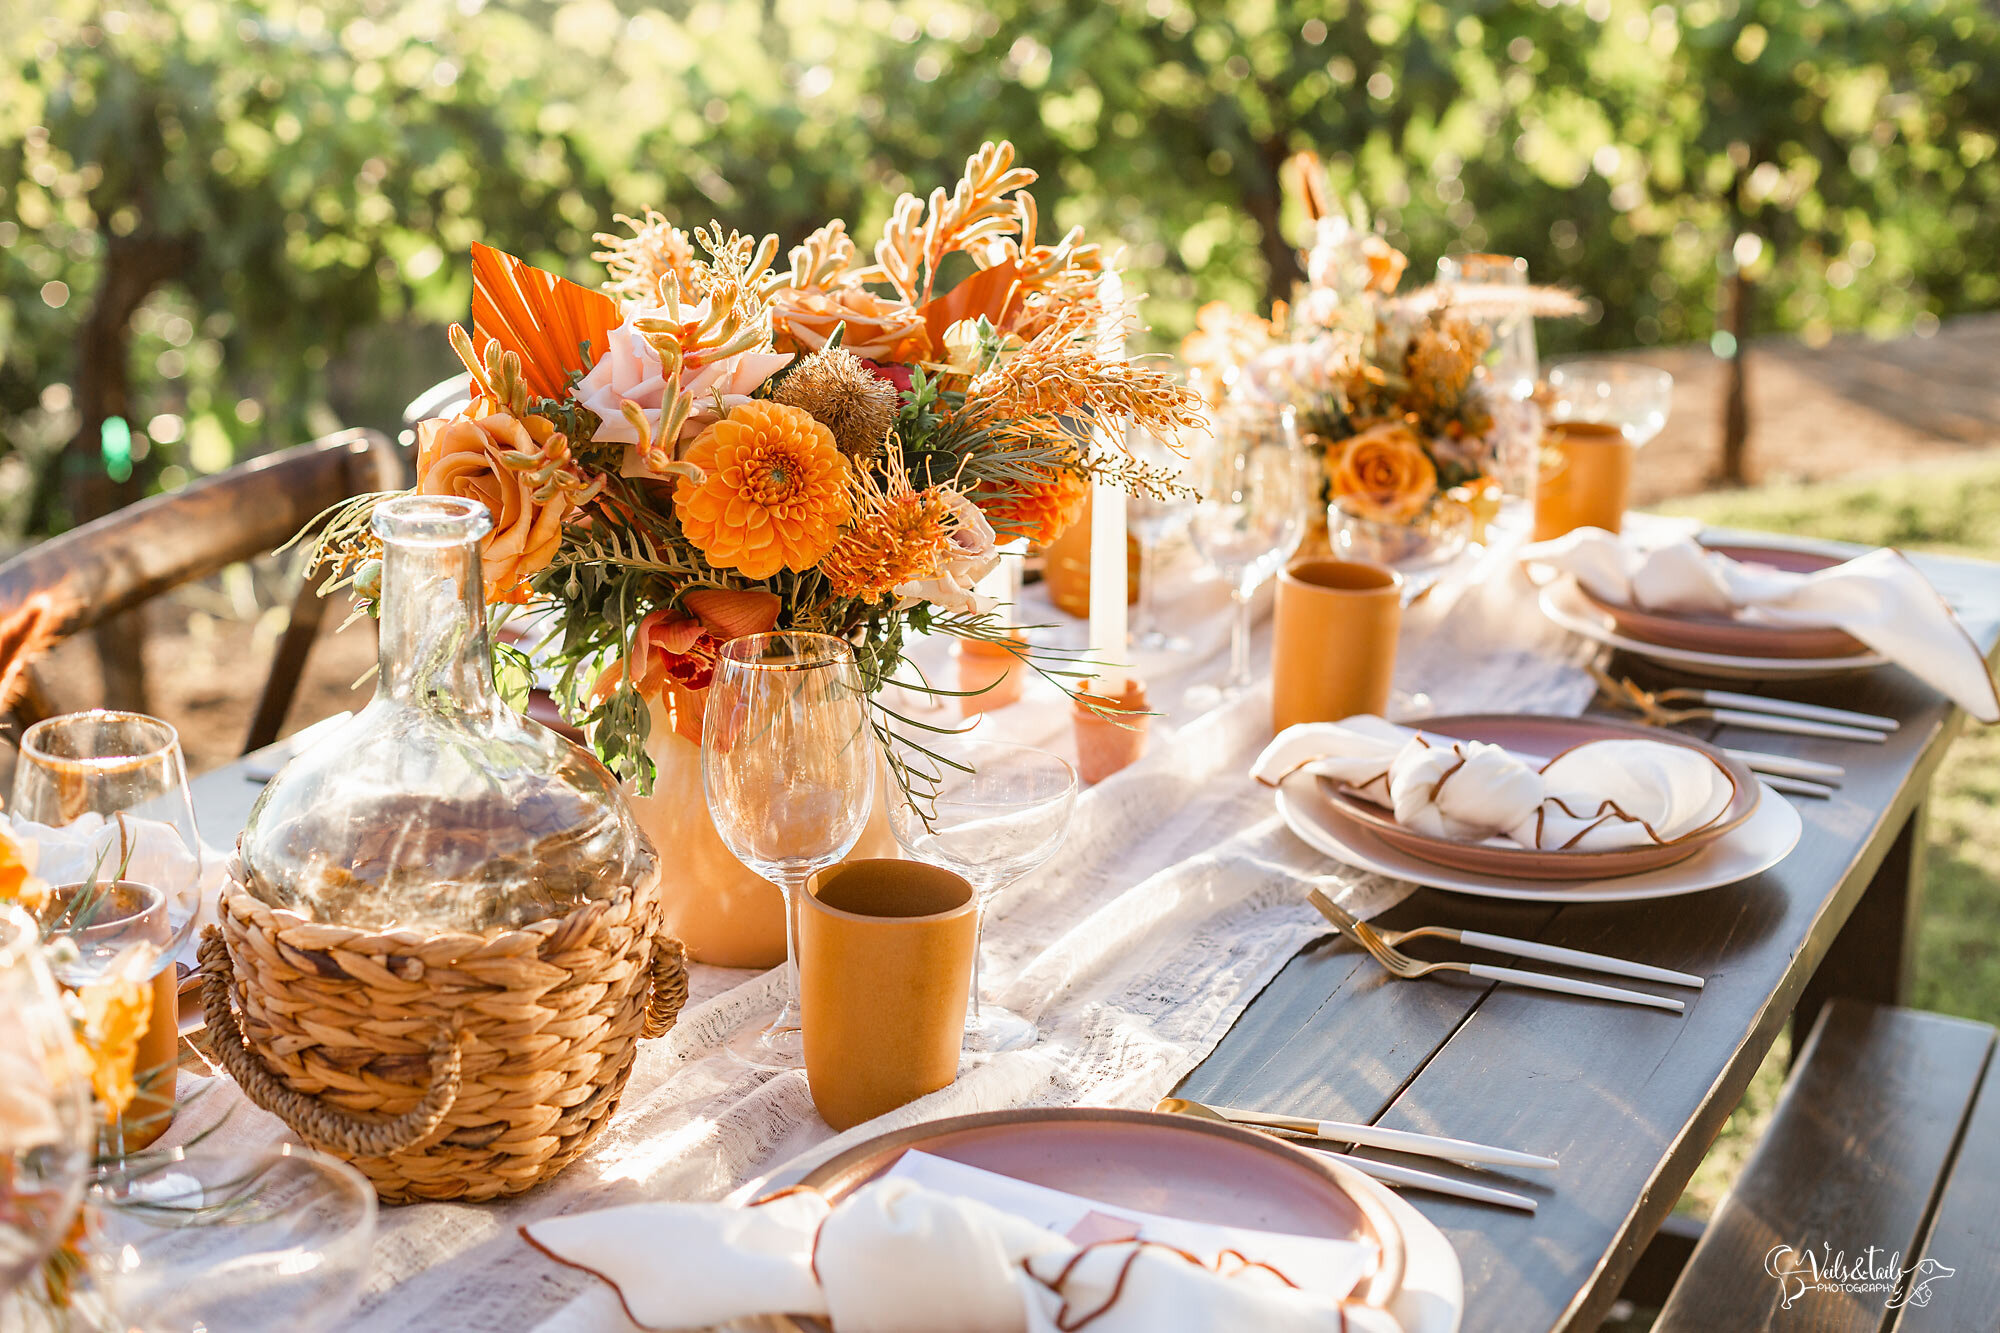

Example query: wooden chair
[0,428,405,754]
[1649,999,1998,1331]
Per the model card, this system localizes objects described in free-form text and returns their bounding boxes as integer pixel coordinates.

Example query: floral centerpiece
[1183,154,1580,567]
[305,143,1200,892]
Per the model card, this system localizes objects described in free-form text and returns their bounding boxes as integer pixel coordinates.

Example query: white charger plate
[1537,577,1886,681]
[1276,767,1801,903]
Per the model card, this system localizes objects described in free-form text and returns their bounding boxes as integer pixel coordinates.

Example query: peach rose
[417,412,593,602]
[770,285,931,362]
[1330,422,1438,524]
[574,307,794,459]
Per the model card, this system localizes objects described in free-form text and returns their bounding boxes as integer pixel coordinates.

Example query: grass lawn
[1655,453,2000,1219]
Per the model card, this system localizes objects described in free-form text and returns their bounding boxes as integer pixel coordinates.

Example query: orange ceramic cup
[1533,421,1634,540]
[799,859,977,1131]
[1271,559,1403,733]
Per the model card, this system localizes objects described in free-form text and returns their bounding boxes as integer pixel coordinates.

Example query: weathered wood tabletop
[1174,542,2000,1332]
[184,539,2000,1333]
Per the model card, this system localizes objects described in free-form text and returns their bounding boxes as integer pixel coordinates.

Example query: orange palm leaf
[470,243,621,401]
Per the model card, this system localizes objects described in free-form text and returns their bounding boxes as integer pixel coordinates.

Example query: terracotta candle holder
[799,860,977,1132]
[956,634,1027,717]
[1071,678,1151,784]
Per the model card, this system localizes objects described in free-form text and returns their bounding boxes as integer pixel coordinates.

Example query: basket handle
[644,928,689,1039]
[197,926,464,1159]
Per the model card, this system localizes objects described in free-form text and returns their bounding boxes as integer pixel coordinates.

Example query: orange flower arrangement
[674,401,852,579]
[979,466,1090,545]
[1329,422,1439,523]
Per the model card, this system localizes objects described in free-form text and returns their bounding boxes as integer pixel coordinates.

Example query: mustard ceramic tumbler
[799,859,977,1131]
[1533,420,1634,540]
[1272,558,1403,732]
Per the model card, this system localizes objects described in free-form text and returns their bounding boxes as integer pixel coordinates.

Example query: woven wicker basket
[198,865,687,1204]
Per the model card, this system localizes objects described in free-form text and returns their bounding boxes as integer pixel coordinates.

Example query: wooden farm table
[182,541,2000,1333]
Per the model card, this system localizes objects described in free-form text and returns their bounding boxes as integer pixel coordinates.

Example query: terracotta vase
[628,696,900,969]
[1040,493,1141,619]
[799,859,976,1131]
[1072,678,1151,784]
[1272,558,1403,733]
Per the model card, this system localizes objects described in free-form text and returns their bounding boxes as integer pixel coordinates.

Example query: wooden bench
[1652,999,1998,1331]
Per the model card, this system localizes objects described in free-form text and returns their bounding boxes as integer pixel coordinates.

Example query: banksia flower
[674,401,851,579]
[1404,310,1488,426]
[773,348,900,461]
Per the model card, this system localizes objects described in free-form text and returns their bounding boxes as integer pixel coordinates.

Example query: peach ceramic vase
[1040,493,1141,619]
[1271,558,1403,733]
[627,695,900,968]
[1533,421,1634,540]
[799,859,976,1131]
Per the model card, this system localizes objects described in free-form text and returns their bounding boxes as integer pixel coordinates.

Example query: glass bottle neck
[377,529,498,714]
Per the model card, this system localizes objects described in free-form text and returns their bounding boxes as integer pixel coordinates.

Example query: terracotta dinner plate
[1574,543,1870,659]
[1317,713,1760,881]
[788,1107,1405,1311]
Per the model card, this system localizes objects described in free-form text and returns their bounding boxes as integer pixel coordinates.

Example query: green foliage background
[3,0,1997,533]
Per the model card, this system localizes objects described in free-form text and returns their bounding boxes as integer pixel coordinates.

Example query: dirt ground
[24,315,2000,781]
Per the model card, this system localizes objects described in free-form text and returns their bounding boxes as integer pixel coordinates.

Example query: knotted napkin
[1254,716,1734,850]
[521,1176,1401,1332]
[1522,528,1999,723]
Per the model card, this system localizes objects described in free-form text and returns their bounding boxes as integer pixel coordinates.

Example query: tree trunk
[63,233,191,711]
[1717,262,1752,487]
[1249,135,1305,313]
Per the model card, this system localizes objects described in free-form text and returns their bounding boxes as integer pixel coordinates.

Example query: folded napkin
[1522,528,1999,723]
[1254,716,1734,850]
[522,1176,1401,1333]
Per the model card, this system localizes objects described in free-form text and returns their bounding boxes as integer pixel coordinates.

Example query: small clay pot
[957,635,1026,717]
[1071,678,1151,784]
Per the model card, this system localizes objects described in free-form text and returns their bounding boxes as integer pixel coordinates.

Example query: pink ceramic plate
[1319,713,1760,881]
[790,1107,1404,1311]
[1576,543,1869,659]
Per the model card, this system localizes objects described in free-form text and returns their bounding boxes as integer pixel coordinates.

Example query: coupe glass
[0,906,92,1298]
[1545,360,1675,445]
[886,740,1075,1053]
[704,632,876,1069]
[90,1145,375,1332]
[1186,401,1308,696]
[1126,430,1197,654]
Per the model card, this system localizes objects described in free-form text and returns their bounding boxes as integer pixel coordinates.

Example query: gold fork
[1586,665,1886,743]
[1307,889,1684,1012]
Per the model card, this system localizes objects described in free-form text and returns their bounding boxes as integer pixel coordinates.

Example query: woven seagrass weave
[200,866,686,1204]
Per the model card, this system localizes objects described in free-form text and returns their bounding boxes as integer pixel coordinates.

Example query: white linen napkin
[1253,717,1733,850]
[1522,527,2000,723]
[520,1176,1401,1332]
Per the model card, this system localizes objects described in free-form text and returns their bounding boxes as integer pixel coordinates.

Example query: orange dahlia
[674,401,851,579]
[980,467,1090,546]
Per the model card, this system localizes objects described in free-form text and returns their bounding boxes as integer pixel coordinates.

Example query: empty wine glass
[886,739,1075,1053]
[1437,252,1539,400]
[13,711,204,1154]
[1545,360,1674,445]
[0,906,92,1298]
[90,1145,375,1332]
[1186,401,1308,696]
[1126,430,1198,654]
[704,632,876,1070]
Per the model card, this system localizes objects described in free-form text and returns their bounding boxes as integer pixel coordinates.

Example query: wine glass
[703,632,876,1070]
[885,739,1075,1053]
[13,711,204,1154]
[1186,401,1308,697]
[0,906,92,1297]
[1437,252,1538,400]
[1126,430,1197,654]
[90,1145,375,1332]
[1545,360,1675,445]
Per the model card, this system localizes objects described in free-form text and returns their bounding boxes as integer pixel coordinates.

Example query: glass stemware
[12,711,204,1154]
[1545,360,1675,445]
[703,632,876,1070]
[885,739,1075,1053]
[1186,401,1308,696]
[1126,430,1197,654]
[0,906,92,1299]
[1437,252,1538,400]
[89,1145,375,1332]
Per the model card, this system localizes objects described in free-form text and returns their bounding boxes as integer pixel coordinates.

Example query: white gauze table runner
[160,540,1596,1333]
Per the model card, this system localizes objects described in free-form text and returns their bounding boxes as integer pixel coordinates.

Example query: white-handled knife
[1474,963,1686,1012]
[1698,689,1897,732]
[1724,749,1845,782]
[1450,929,1705,989]
[1709,708,1886,743]
[1185,1102,1558,1171]
[1316,1149,1539,1212]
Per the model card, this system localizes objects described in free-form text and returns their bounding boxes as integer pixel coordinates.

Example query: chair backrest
[0,428,405,751]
